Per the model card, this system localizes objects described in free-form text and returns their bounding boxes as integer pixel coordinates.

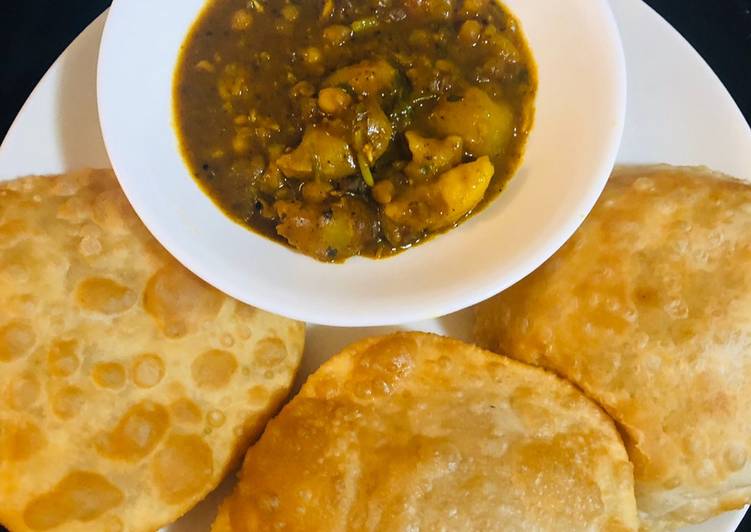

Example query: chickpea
[461,0,488,17]
[323,25,352,46]
[372,180,395,204]
[230,157,264,183]
[291,80,315,98]
[232,128,253,154]
[458,19,482,45]
[435,59,454,72]
[300,97,320,121]
[302,47,323,66]
[408,29,430,48]
[302,181,334,203]
[281,4,299,21]
[318,87,352,115]
[231,9,253,31]
[489,33,520,61]
[275,19,293,36]
[258,164,282,194]
[195,60,214,72]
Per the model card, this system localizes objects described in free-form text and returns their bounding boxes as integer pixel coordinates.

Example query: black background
[2,0,751,138]
[0,1,750,531]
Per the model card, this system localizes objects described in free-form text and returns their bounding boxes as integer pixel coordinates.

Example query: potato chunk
[276,127,356,181]
[404,131,463,180]
[383,156,494,244]
[433,156,494,223]
[275,198,378,261]
[325,59,397,97]
[429,88,513,157]
[318,88,352,115]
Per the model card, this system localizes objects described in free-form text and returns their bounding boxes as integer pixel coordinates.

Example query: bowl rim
[97,0,626,326]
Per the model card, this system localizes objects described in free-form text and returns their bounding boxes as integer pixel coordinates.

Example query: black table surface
[2,0,751,137]
[1,1,750,532]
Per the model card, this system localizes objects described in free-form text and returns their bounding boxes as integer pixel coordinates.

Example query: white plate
[0,1,749,530]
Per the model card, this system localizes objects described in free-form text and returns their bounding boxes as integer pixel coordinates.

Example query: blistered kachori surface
[214,332,637,532]
[0,169,305,532]
[475,166,751,530]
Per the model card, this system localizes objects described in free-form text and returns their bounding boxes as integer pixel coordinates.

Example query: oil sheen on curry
[175,0,536,262]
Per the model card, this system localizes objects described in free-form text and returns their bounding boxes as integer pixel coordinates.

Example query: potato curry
[175,0,536,262]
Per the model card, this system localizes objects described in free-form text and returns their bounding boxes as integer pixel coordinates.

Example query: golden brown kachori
[213,332,638,531]
[475,165,751,530]
[0,169,305,532]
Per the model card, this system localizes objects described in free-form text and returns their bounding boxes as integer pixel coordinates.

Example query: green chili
[351,17,378,35]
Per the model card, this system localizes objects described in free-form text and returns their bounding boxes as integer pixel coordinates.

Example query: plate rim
[0,2,748,530]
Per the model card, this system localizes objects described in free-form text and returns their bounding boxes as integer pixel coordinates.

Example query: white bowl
[97,0,625,327]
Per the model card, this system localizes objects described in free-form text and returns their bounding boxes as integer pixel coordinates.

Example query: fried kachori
[475,165,751,530]
[213,332,638,531]
[0,169,305,532]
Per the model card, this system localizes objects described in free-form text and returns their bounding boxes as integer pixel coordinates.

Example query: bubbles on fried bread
[47,340,80,377]
[51,385,84,419]
[92,189,132,231]
[253,337,290,368]
[0,219,28,248]
[56,196,89,223]
[8,372,41,409]
[724,445,748,472]
[91,362,126,389]
[96,401,169,461]
[247,385,270,405]
[101,515,124,532]
[76,277,136,315]
[144,265,223,338]
[50,172,82,197]
[664,299,689,319]
[220,333,235,347]
[132,354,165,388]
[170,398,203,425]
[22,471,124,530]
[192,349,238,389]
[75,220,105,257]
[79,235,103,256]
[0,320,36,362]
[237,325,252,340]
[152,433,214,504]
[0,418,47,461]
[207,409,226,427]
